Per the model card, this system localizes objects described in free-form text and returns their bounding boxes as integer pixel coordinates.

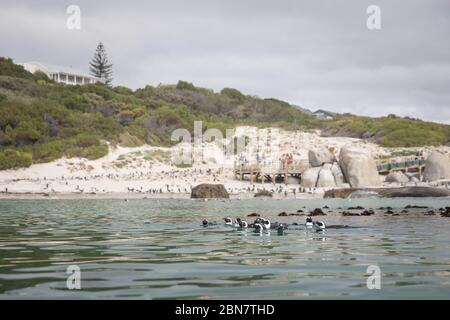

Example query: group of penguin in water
[202,216,333,234]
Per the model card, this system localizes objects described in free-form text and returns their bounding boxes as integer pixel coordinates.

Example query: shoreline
[0,191,323,200]
[1,187,450,200]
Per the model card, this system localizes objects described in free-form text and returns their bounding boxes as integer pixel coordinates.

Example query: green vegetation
[321,114,450,147]
[0,149,32,170]
[0,57,449,170]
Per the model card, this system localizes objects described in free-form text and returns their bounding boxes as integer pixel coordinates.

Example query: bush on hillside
[0,58,34,80]
[176,80,196,91]
[0,149,32,170]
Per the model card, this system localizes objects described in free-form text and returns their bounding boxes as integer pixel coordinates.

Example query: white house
[313,109,336,120]
[19,61,104,85]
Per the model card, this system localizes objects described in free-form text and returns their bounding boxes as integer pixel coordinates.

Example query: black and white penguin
[254,223,263,233]
[306,217,313,228]
[313,220,326,230]
[262,218,271,230]
[202,219,217,227]
[275,222,289,234]
[224,217,233,225]
[236,218,248,228]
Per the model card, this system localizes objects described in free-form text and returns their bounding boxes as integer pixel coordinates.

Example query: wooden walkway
[234,160,310,184]
[234,156,427,184]
[376,156,426,175]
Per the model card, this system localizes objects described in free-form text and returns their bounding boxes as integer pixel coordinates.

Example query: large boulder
[301,167,321,188]
[339,145,381,188]
[316,164,336,188]
[324,186,450,198]
[331,162,346,186]
[385,171,409,183]
[254,190,272,198]
[308,147,334,167]
[423,151,450,182]
[191,184,229,199]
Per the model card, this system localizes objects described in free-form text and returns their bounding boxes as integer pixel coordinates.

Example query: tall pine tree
[89,42,113,85]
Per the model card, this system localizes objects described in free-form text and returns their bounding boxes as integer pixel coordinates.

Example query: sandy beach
[1,126,449,199]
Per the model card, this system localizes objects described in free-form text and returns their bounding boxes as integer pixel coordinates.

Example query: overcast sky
[1,0,449,123]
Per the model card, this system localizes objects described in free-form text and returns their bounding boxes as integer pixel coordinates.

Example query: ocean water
[0,197,449,299]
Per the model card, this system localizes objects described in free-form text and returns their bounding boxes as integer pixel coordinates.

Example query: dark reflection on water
[0,198,450,299]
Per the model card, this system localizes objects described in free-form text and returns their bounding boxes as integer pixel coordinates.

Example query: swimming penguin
[202,219,217,227]
[254,223,263,233]
[262,218,271,230]
[306,217,313,228]
[224,217,233,225]
[277,225,286,235]
[313,220,326,231]
[236,218,248,228]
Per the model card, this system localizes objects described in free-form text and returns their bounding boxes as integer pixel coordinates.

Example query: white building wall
[19,62,104,85]
[21,62,50,77]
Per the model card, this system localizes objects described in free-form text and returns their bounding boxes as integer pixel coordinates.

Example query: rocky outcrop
[331,162,346,186]
[385,171,409,183]
[308,147,334,167]
[301,167,321,188]
[423,151,450,182]
[254,190,272,198]
[301,162,347,189]
[324,186,450,198]
[309,208,326,216]
[191,184,229,199]
[339,145,381,187]
[316,164,336,188]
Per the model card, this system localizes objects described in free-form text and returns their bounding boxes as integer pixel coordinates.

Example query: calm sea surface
[0,198,449,299]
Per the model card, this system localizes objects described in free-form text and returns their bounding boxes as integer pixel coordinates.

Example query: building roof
[313,109,337,117]
[21,61,98,79]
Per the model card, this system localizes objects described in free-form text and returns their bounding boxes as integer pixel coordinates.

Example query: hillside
[0,57,449,170]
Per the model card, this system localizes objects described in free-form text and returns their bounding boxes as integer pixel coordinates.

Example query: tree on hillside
[89,42,113,86]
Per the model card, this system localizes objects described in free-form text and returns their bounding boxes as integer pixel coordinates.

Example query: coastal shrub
[118,132,144,147]
[134,85,155,99]
[3,119,46,147]
[220,88,245,101]
[0,76,45,96]
[113,86,133,95]
[81,83,114,100]
[0,149,32,170]
[72,133,100,148]
[176,80,196,91]
[28,140,66,163]
[0,58,34,80]
[33,71,50,82]
[117,110,135,125]
[66,143,108,160]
